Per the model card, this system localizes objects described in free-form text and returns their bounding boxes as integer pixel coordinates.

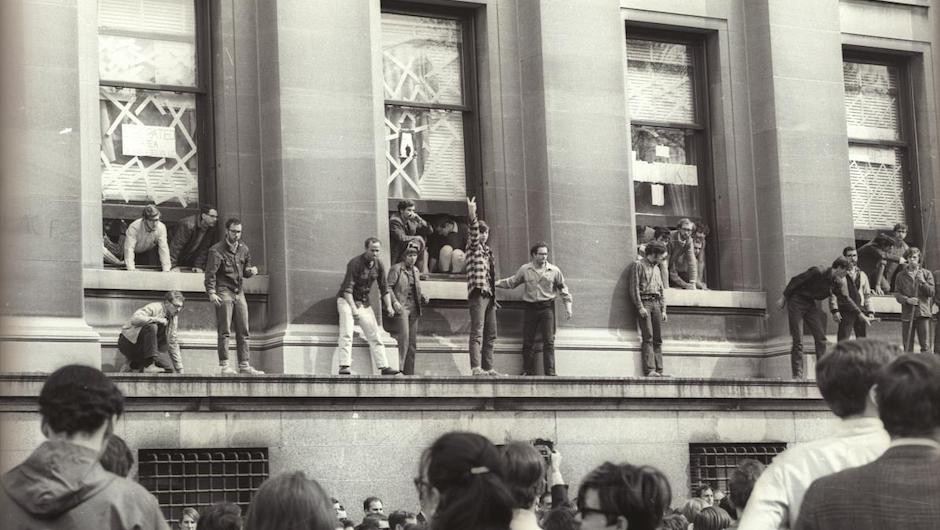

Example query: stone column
[0,0,101,372]
[744,0,855,377]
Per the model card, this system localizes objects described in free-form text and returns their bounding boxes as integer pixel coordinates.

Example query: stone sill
[83,268,269,294]
[870,295,904,314]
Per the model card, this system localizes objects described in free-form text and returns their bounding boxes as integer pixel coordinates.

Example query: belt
[525,300,555,307]
[640,294,661,301]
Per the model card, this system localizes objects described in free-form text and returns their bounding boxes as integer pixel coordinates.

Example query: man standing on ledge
[466,197,502,376]
[628,241,668,377]
[779,257,852,379]
[334,237,401,376]
[496,242,573,376]
[205,217,264,375]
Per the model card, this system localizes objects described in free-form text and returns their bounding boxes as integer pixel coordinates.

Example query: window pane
[98,0,196,86]
[848,145,906,230]
[843,62,900,142]
[386,106,466,201]
[631,126,701,218]
[626,39,695,124]
[99,87,199,207]
[382,13,463,105]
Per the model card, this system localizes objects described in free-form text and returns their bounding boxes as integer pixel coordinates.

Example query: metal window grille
[688,443,787,495]
[137,448,269,526]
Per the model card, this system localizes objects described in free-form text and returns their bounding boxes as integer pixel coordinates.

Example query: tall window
[843,56,915,243]
[97,0,212,227]
[381,4,478,215]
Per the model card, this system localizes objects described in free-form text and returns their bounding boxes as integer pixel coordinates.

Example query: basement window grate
[689,442,787,495]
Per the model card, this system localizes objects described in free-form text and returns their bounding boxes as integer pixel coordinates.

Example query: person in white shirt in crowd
[124,204,172,272]
[737,338,897,529]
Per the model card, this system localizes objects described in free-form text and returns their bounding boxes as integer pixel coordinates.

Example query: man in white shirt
[124,204,171,271]
[737,339,898,529]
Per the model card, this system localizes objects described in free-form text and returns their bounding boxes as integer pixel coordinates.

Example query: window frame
[97,0,216,225]
[380,0,482,218]
[625,25,718,288]
[842,49,920,247]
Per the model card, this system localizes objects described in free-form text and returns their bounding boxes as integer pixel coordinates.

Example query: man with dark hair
[795,353,940,530]
[389,199,432,270]
[829,246,874,342]
[332,497,348,520]
[99,434,135,478]
[667,218,698,290]
[361,513,389,530]
[496,242,573,376]
[738,339,896,529]
[779,257,852,378]
[628,240,668,377]
[727,459,764,519]
[363,496,384,515]
[118,290,185,373]
[575,461,671,530]
[466,196,502,376]
[124,203,172,271]
[388,510,417,530]
[169,204,218,272]
[198,501,243,530]
[893,246,934,353]
[335,238,400,376]
[206,217,264,375]
[695,484,715,506]
[884,222,910,289]
[499,442,546,530]
[0,365,169,529]
[388,244,428,375]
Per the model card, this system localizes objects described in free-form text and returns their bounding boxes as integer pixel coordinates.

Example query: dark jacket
[389,212,432,264]
[169,214,216,269]
[784,267,836,301]
[336,254,389,307]
[388,261,424,315]
[0,440,169,529]
[205,240,255,295]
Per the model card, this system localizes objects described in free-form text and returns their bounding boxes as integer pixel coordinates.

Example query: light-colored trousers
[335,298,390,369]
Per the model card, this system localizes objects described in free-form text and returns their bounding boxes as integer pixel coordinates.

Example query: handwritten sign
[122,124,177,159]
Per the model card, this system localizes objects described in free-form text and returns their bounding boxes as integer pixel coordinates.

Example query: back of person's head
[356,521,381,530]
[420,431,514,530]
[576,461,672,530]
[645,241,667,257]
[541,505,577,530]
[681,497,708,524]
[659,513,691,530]
[653,226,671,241]
[388,510,415,530]
[99,434,134,477]
[499,441,545,509]
[363,513,389,529]
[876,353,940,438]
[244,471,334,530]
[816,339,899,418]
[39,364,124,436]
[727,459,765,512]
[197,502,242,530]
[831,256,851,270]
[692,506,732,530]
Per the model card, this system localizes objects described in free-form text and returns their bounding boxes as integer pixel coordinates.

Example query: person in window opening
[884,222,910,291]
[117,290,184,373]
[667,218,698,290]
[205,217,264,375]
[893,247,934,353]
[778,258,852,379]
[636,226,670,292]
[124,203,171,272]
[465,196,503,376]
[575,462,672,530]
[389,199,433,273]
[857,233,896,295]
[169,204,218,272]
[103,218,127,266]
[830,246,875,342]
[334,238,402,376]
[388,244,429,376]
[628,241,669,377]
[495,242,573,376]
[428,216,468,273]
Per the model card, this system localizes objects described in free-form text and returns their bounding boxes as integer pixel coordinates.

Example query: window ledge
[83,269,269,294]
[871,295,904,314]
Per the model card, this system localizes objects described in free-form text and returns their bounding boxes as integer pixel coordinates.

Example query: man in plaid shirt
[466,197,502,376]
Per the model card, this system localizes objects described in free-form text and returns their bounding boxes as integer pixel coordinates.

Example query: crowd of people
[3,337,938,529]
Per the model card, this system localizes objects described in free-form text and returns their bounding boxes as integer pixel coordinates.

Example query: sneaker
[220,364,238,375]
[483,369,504,376]
[644,372,662,377]
[119,362,137,373]
[470,367,485,376]
[657,372,671,378]
[239,365,265,375]
[380,367,402,376]
[142,365,165,374]
[338,365,352,375]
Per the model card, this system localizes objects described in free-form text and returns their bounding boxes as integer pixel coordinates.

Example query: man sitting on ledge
[118,290,185,373]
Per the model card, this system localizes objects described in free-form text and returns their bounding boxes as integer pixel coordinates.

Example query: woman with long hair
[244,471,336,530]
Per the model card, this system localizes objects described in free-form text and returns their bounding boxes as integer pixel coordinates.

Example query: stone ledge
[83,269,269,294]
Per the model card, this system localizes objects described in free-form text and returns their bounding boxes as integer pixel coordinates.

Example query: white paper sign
[651,183,666,206]
[121,124,177,159]
[655,145,670,158]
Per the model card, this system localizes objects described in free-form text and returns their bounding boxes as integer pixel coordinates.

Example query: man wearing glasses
[117,290,186,373]
[169,204,219,272]
[575,462,672,530]
[124,204,172,271]
[667,218,698,290]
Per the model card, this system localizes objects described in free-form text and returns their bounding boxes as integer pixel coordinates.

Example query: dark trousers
[216,287,250,363]
[638,299,664,375]
[468,291,497,370]
[117,323,170,369]
[787,296,828,378]
[522,301,556,375]
[902,318,930,353]
[395,308,420,375]
[836,310,868,341]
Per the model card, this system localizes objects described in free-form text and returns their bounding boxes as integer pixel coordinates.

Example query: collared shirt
[893,264,935,320]
[828,267,872,315]
[204,239,255,295]
[336,253,389,307]
[496,262,573,304]
[667,230,698,286]
[466,218,495,297]
[737,417,889,530]
[510,509,541,530]
[123,218,171,271]
[888,438,940,450]
[120,302,182,371]
[628,259,666,312]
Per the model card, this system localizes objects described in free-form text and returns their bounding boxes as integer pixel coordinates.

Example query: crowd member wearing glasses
[414,431,514,530]
[575,462,671,530]
[117,290,185,373]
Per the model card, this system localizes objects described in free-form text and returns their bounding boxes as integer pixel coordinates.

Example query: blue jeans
[216,287,250,364]
[468,291,497,370]
[395,307,420,375]
[638,299,663,374]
